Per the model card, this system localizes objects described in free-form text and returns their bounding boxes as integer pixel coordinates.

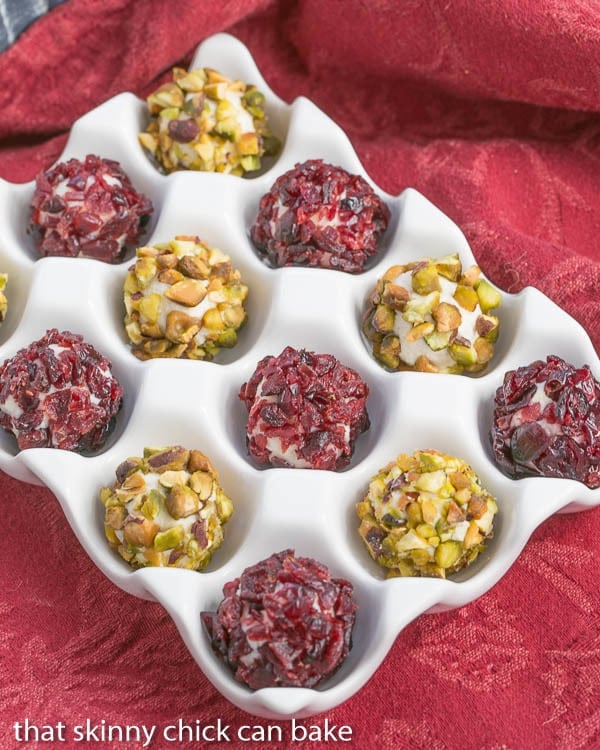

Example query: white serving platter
[0,33,598,720]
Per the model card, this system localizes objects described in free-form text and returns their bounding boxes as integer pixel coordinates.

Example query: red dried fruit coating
[201,549,357,689]
[0,329,123,451]
[250,159,390,273]
[239,346,370,470]
[491,355,600,488]
[29,154,153,263]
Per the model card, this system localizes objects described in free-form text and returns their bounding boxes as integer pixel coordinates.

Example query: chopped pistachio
[166,485,200,519]
[434,253,461,281]
[412,264,441,295]
[433,301,462,332]
[475,278,502,313]
[435,540,462,569]
[453,285,479,312]
[123,517,159,548]
[154,526,185,551]
[140,490,162,520]
[449,341,478,366]
[424,330,454,351]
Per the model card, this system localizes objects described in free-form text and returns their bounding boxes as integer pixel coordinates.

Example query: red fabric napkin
[1,1,599,749]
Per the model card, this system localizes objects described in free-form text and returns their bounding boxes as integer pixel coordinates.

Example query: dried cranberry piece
[251,159,390,273]
[201,549,357,689]
[510,422,549,463]
[168,118,200,143]
[29,154,153,263]
[239,346,370,470]
[491,355,600,487]
[0,329,123,452]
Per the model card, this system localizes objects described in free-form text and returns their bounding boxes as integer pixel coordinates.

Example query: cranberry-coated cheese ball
[201,549,357,689]
[491,355,600,488]
[0,329,123,451]
[100,445,233,569]
[357,449,498,578]
[29,155,153,263]
[238,346,370,470]
[251,159,390,273]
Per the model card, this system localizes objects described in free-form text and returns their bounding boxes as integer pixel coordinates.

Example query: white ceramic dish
[0,33,598,720]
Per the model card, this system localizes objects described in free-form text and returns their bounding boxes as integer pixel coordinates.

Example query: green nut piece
[449,341,478,366]
[154,526,185,552]
[402,292,440,325]
[147,83,185,113]
[240,154,261,172]
[417,449,447,471]
[147,446,190,473]
[376,333,402,369]
[243,87,266,110]
[372,304,396,333]
[357,448,498,578]
[435,540,462,569]
[141,490,162,520]
[166,485,200,519]
[100,445,233,570]
[452,285,479,312]
[434,253,462,281]
[362,255,502,375]
[406,501,423,528]
[476,313,500,342]
[124,235,248,361]
[475,278,502,313]
[412,263,441,295]
[139,65,280,175]
[424,330,454,351]
[217,491,234,522]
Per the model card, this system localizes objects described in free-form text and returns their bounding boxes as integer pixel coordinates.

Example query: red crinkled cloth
[0,1,599,749]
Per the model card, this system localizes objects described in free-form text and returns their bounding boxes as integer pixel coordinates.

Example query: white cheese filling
[268,188,350,238]
[509,382,565,437]
[264,437,313,468]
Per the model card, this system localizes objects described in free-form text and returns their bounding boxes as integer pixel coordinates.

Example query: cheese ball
[29,154,153,263]
[357,449,498,578]
[250,159,390,273]
[201,549,357,689]
[0,328,123,451]
[124,235,248,360]
[100,445,233,569]
[138,66,279,175]
[238,346,370,470]
[363,254,501,373]
[491,355,600,488]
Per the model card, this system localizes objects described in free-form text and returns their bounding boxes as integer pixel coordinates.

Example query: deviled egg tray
[0,33,598,720]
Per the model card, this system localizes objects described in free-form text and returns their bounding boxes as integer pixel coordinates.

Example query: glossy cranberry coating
[491,355,600,488]
[201,549,357,689]
[238,346,370,470]
[29,154,153,263]
[250,159,390,273]
[0,329,123,451]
